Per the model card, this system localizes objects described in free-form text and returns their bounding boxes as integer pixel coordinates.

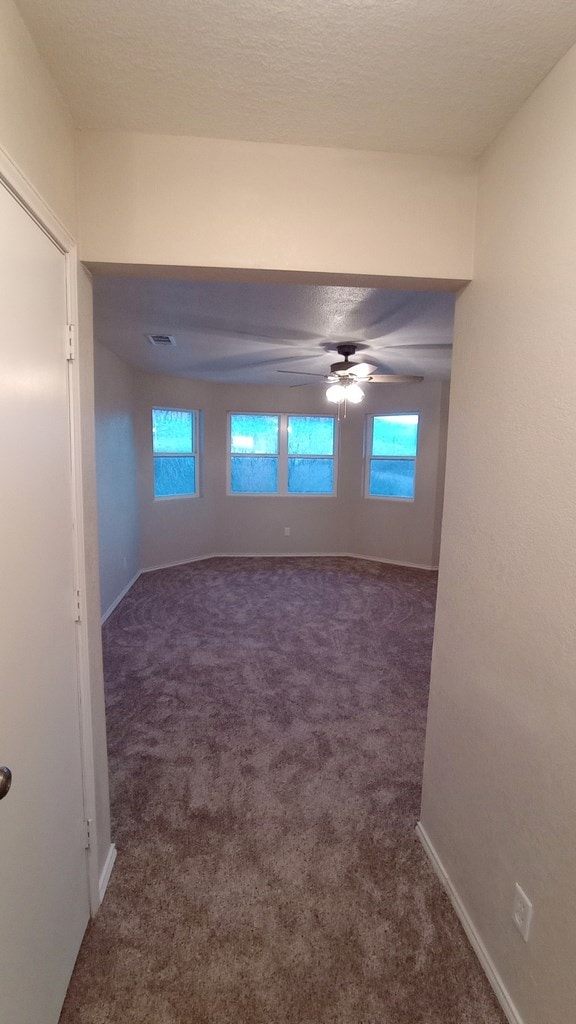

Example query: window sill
[153,493,200,501]
[364,495,415,502]
[227,492,337,498]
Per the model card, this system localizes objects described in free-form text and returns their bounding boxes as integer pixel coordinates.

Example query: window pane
[230,414,279,454]
[152,409,193,454]
[288,416,334,455]
[369,459,415,499]
[231,456,278,493]
[154,456,196,497]
[372,415,418,457]
[288,458,334,494]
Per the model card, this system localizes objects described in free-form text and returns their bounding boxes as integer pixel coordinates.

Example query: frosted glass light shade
[326,383,347,403]
[326,381,365,404]
[346,382,365,403]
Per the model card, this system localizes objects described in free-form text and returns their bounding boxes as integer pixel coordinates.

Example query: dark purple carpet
[60,557,505,1023]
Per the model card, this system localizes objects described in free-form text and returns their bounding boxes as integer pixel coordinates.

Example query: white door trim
[0,145,101,914]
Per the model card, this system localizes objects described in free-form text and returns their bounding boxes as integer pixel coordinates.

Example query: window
[229,413,336,495]
[152,408,198,498]
[287,415,335,494]
[230,413,279,494]
[366,414,419,499]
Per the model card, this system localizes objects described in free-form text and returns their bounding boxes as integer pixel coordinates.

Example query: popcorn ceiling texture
[93,278,455,383]
[59,557,506,1023]
[14,0,576,155]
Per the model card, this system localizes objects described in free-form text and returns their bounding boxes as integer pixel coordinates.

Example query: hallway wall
[0,0,111,886]
[0,0,76,232]
[78,131,477,283]
[421,40,576,1024]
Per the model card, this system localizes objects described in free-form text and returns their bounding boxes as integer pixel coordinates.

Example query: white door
[0,182,90,1023]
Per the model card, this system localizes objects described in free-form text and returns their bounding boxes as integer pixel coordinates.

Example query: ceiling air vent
[147,334,176,347]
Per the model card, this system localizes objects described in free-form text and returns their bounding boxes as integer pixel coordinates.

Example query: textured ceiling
[93,278,455,384]
[15,0,576,155]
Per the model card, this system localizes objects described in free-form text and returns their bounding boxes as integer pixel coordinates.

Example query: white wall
[77,131,477,283]
[95,342,140,617]
[421,42,576,1024]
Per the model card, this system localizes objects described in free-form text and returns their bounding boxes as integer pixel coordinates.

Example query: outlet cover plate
[512,883,533,942]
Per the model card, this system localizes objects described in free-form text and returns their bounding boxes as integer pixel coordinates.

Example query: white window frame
[227,412,338,496]
[364,412,419,502]
[152,406,200,500]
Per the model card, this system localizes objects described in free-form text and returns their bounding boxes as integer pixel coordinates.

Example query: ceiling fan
[278,344,423,404]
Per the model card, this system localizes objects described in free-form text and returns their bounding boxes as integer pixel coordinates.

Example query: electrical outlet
[284,527,290,536]
[512,883,533,942]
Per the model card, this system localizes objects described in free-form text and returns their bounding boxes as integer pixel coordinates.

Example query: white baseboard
[416,822,524,1024]
[103,554,438,619]
[141,553,219,573]
[101,572,141,624]
[345,552,438,571]
[98,843,117,906]
[141,552,439,574]
[142,552,349,573]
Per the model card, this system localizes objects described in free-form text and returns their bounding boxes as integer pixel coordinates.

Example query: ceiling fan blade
[368,374,424,383]
[348,361,378,378]
[381,343,452,352]
[289,382,318,388]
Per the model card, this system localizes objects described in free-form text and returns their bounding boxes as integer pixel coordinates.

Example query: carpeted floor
[60,557,505,1024]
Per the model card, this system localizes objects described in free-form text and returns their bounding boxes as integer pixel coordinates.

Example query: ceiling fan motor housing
[336,344,357,359]
[331,343,363,375]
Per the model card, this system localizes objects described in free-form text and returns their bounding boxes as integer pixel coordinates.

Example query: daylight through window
[229,413,336,495]
[152,408,198,498]
[366,414,419,499]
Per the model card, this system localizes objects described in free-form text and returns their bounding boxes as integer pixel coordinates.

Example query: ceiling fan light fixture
[326,382,347,403]
[325,380,365,404]
[345,381,365,404]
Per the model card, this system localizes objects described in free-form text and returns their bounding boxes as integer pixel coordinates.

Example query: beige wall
[0,0,77,233]
[421,43,576,1024]
[94,343,140,616]
[77,131,477,282]
[118,369,448,574]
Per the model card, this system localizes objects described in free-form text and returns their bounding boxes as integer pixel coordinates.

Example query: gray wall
[96,352,449,609]
[94,343,140,617]
[349,380,450,566]
[78,269,112,875]
[136,374,353,566]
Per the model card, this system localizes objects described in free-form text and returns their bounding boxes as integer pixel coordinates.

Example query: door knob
[0,767,12,800]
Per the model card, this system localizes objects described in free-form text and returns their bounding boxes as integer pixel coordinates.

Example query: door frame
[0,145,101,914]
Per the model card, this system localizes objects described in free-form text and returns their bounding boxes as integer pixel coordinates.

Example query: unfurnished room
[1,2,575,1024]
